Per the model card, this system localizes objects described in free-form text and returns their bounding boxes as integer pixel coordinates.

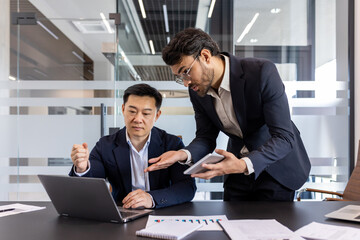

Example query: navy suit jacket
[69,127,196,208]
[185,52,311,191]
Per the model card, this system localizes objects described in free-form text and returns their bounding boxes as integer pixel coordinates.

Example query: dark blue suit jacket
[69,127,196,208]
[185,53,311,191]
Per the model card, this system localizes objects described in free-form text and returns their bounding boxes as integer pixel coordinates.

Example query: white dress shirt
[125,131,151,191]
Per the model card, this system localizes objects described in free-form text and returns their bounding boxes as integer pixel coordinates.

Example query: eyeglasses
[174,52,200,85]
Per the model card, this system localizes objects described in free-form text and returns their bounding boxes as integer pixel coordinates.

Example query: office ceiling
[132,0,200,54]
[10,0,312,81]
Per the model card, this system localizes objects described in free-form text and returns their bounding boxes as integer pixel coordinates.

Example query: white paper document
[295,222,360,240]
[0,203,45,217]
[325,204,360,222]
[146,215,227,231]
[218,219,305,240]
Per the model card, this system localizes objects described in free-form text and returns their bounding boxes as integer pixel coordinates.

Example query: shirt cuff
[178,149,193,166]
[73,161,91,176]
[148,193,155,208]
[242,157,254,175]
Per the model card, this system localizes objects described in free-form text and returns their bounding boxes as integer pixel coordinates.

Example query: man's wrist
[147,193,155,208]
[73,161,90,176]
[75,166,87,173]
[239,159,248,173]
[178,149,193,165]
[241,157,254,175]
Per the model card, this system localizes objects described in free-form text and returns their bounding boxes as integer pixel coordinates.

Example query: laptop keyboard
[119,210,138,218]
[117,207,145,218]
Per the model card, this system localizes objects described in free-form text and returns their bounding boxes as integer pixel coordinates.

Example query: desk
[1,201,359,240]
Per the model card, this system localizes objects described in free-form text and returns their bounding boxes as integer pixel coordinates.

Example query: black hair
[162,28,220,66]
[123,83,162,110]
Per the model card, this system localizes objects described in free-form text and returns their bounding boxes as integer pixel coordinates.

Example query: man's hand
[144,150,187,172]
[122,189,153,209]
[191,149,248,180]
[71,143,89,173]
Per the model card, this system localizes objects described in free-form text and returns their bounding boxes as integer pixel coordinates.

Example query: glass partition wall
[2,0,118,200]
[0,0,352,201]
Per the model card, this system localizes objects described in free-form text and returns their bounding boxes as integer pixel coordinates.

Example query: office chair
[297,140,360,201]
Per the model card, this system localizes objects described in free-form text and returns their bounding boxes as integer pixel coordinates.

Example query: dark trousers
[224,171,295,201]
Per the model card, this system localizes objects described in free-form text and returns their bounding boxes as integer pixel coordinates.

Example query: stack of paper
[295,222,360,240]
[0,203,45,217]
[218,219,304,240]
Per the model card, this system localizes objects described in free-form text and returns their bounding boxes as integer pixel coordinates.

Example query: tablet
[183,153,224,175]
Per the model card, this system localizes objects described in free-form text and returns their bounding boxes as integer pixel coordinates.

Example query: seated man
[69,83,196,209]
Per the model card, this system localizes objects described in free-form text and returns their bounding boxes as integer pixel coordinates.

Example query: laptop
[38,175,153,223]
[325,204,360,222]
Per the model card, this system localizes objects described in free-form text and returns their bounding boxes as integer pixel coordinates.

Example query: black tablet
[183,153,224,175]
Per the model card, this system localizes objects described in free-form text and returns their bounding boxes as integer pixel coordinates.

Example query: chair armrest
[297,188,344,201]
[324,197,346,201]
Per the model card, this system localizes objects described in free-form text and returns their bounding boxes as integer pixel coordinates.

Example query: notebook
[325,204,360,222]
[38,174,153,223]
[136,221,203,240]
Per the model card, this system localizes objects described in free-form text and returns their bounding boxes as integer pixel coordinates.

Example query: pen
[0,208,15,213]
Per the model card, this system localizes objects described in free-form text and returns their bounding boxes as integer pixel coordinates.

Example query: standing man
[146,28,310,201]
[70,84,196,208]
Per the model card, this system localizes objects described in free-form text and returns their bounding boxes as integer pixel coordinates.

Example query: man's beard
[196,63,214,97]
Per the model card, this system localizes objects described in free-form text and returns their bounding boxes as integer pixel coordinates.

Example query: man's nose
[184,80,191,87]
[133,112,143,122]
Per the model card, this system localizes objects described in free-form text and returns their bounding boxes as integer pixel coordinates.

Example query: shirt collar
[126,130,151,150]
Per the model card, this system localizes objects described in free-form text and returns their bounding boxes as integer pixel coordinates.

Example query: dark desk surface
[1,201,360,240]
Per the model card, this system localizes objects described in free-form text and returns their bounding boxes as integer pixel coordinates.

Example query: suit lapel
[190,90,224,131]
[227,53,247,136]
[113,128,132,194]
[147,128,163,190]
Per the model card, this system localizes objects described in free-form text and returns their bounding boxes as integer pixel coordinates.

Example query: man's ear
[155,109,162,121]
[200,49,212,63]
[122,104,125,114]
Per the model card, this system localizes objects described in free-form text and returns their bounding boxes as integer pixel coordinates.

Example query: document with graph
[145,215,227,231]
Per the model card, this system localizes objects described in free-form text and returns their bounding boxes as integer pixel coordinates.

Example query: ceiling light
[37,21,59,40]
[9,75,16,81]
[125,24,130,34]
[250,38,258,43]
[100,12,114,34]
[33,68,48,77]
[270,8,281,14]
[149,40,155,55]
[163,5,169,32]
[120,51,126,58]
[72,51,85,62]
[236,13,259,43]
[138,0,147,19]
[167,36,170,44]
[72,21,109,34]
[208,0,216,18]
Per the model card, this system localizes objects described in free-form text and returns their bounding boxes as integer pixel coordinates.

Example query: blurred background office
[0,0,359,201]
